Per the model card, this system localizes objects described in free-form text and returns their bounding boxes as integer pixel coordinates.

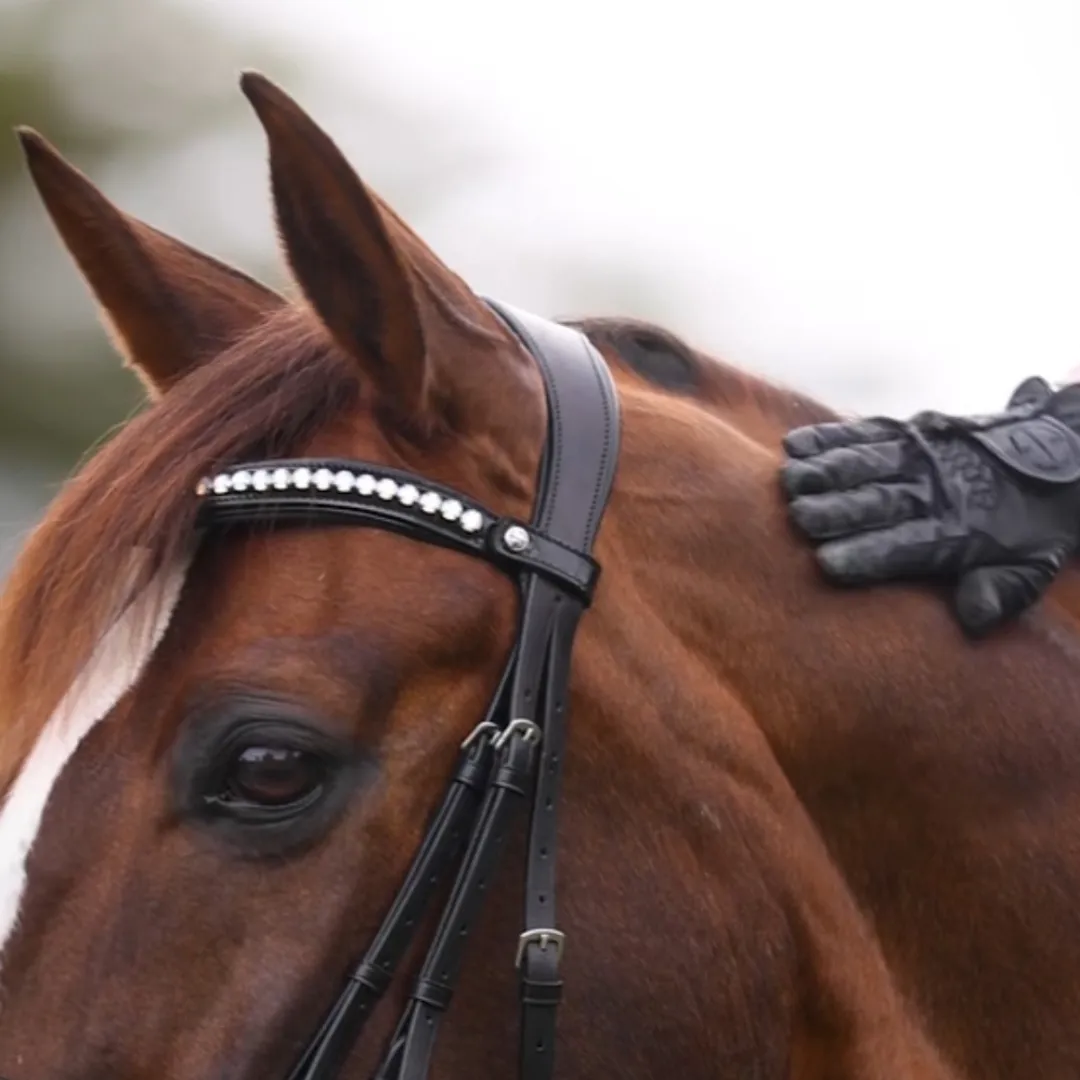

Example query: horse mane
[572,316,840,437]
[0,305,359,792]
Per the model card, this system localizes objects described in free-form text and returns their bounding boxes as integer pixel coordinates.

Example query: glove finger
[953,559,1059,636]
[780,439,910,497]
[783,418,899,459]
[814,519,960,584]
[788,480,930,540]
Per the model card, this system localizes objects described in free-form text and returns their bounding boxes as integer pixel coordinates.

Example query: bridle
[194,301,621,1080]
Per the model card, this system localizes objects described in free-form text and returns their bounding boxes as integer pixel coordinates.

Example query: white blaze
[0,558,189,966]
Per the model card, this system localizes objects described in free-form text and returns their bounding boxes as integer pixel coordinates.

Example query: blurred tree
[0,0,299,477]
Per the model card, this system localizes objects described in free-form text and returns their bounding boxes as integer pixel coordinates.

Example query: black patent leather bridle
[195,302,621,1080]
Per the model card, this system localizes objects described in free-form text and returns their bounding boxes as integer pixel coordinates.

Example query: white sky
[145,0,1080,414]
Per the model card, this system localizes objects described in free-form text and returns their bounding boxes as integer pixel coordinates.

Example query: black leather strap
[486,303,619,547]
[516,585,582,1080]
[387,724,541,1080]
[488,301,620,1080]
[287,729,497,1080]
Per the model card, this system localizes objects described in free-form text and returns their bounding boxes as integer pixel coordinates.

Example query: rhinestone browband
[194,459,601,602]
[197,463,488,535]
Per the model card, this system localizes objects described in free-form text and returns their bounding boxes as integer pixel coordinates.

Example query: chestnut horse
[2,73,1080,1080]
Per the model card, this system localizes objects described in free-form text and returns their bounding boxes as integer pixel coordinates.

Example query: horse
[2,72,1080,1080]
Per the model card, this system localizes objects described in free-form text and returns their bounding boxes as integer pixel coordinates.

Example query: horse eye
[220,745,326,808]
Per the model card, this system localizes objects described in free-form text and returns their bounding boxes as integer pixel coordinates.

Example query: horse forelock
[0,306,361,796]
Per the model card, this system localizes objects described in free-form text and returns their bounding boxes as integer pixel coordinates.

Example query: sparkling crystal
[212,474,232,494]
[356,473,376,495]
[313,468,334,491]
[460,509,484,533]
[293,467,312,489]
[440,498,463,522]
[419,491,442,514]
[375,478,398,500]
[195,477,210,496]
[252,469,271,491]
[230,470,252,492]
[333,470,355,493]
[397,483,419,506]
[272,468,291,490]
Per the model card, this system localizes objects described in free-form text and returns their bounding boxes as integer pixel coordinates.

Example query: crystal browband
[195,458,601,602]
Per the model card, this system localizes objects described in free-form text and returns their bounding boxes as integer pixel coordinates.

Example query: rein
[195,302,621,1079]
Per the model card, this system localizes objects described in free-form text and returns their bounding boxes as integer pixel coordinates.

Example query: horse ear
[17,129,283,397]
[239,72,433,432]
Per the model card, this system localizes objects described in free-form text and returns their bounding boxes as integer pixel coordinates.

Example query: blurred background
[2,0,1080,575]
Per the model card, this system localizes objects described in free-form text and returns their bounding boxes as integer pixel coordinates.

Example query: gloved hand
[780,376,1080,636]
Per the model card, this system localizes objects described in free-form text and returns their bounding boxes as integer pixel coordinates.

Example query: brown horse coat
[1,74,1079,1080]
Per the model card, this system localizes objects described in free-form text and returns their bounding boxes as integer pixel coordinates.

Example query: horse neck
[601,389,1080,1077]
[560,399,958,1075]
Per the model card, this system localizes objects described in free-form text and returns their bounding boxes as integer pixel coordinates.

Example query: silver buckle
[515,928,565,969]
[460,720,500,749]
[494,718,541,751]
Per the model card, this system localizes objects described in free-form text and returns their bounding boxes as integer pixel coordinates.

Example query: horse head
[3,74,1080,1080]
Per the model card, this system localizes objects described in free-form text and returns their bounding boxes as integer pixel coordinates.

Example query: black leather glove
[780,376,1080,635]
